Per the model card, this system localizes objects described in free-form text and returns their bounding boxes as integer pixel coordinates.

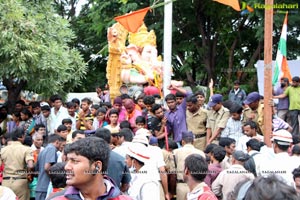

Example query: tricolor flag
[272,12,292,85]
[213,0,241,11]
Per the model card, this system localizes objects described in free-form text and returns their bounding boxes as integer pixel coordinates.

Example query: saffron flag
[272,12,292,85]
[114,7,150,33]
[213,0,241,11]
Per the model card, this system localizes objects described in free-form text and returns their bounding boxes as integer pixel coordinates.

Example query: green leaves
[0,0,87,98]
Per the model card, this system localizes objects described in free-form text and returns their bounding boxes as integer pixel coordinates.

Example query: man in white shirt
[261,129,298,186]
[113,128,133,159]
[49,95,68,134]
[236,121,263,153]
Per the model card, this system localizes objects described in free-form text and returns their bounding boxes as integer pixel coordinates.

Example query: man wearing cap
[273,76,300,135]
[206,94,230,144]
[132,129,170,200]
[212,150,254,200]
[172,131,205,200]
[242,91,264,134]
[261,129,299,186]
[186,95,208,151]
[126,143,160,200]
[228,80,247,106]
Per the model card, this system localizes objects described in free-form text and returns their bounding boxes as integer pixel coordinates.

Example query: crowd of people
[0,76,299,200]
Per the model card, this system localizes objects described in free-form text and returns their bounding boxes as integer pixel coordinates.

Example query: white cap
[135,128,152,137]
[132,134,149,146]
[271,129,293,146]
[127,143,150,163]
[40,102,49,107]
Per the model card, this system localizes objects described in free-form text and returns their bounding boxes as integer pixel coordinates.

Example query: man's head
[56,125,69,139]
[113,97,122,112]
[126,143,150,169]
[243,121,258,137]
[81,98,92,112]
[184,154,207,184]
[182,131,194,145]
[219,137,236,156]
[123,99,135,114]
[292,167,300,189]
[194,90,206,106]
[208,94,223,111]
[34,124,46,135]
[271,129,293,153]
[66,102,76,116]
[291,76,300,87]
[62,118,72,132]
[48,134,65,150]
[280,77,290,88]
[230,104,243,121]
[72,130,86,142]
[175,92,185,105]
[243,92,260,110]
[165,94,177,111]
[15,100,26,112]
[246,138,262,152]
[32,133,44,149]
[41,105,51,118]
[186,95,200,114]
[94,128,111,144]
[49,162,67,189]
[233,80,240,90]
[135,116,146,130]
[210,146,226,163]
[91,104,100,117]
[108,109,119,125]
[143,95,155,112]
[119,128,133,142]
[232,150,249,165]
[71,98,80,112]
[151,104,164,119]
[31,101,41,115]
[11,127,25,143]
[51,95,63,110]
[64,137,110,188]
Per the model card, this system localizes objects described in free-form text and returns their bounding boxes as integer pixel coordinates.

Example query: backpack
[244,152,259,177]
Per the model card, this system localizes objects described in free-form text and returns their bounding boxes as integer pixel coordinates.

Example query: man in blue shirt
[35,134,65,200]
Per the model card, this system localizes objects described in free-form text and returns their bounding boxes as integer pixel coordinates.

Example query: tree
[0,0,87,112]
[65,0,300,96]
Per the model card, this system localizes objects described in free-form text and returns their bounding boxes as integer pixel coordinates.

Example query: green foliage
[0,0,87,97]
[63,0,299,94]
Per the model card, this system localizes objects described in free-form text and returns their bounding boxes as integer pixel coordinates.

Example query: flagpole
[264,0,273,147]
[163,0,172,102]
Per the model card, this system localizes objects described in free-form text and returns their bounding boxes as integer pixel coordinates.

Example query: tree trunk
[240,41,263,81]
[2,78,26,114]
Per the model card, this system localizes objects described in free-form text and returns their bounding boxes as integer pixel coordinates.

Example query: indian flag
[272,12,292,85]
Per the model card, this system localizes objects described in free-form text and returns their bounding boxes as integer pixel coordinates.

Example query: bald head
[124,99,135,114]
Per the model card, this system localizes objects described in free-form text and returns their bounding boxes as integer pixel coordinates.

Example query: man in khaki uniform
[242,92,264,134]
[186,95,208,151]
[206,94,230,144]
[0,128,34,200]
[173,131,205,200]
